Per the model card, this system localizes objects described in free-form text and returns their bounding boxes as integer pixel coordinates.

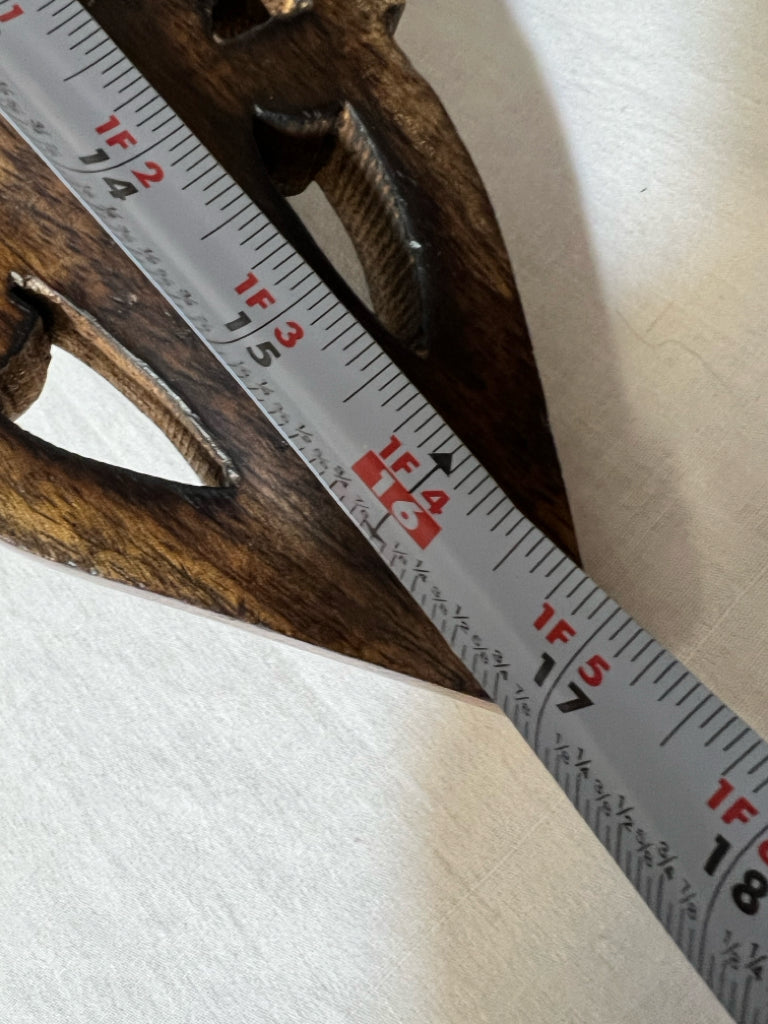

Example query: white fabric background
[1,0,766,1020]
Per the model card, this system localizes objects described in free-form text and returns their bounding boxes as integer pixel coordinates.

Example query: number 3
[275,321,304,348]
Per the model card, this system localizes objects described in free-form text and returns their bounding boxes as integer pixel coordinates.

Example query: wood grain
[0,0,577,697]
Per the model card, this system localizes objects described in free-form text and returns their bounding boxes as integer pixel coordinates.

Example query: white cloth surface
[1,0,765,1020]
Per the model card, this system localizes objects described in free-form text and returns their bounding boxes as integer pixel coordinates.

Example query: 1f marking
[0,5,24,23]
[533,602,612,714]
[79,114,165,199]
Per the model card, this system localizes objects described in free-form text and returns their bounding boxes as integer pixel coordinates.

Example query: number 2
[133,162,164,188]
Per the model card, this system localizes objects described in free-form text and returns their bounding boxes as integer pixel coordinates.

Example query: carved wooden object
[0,0,577,698]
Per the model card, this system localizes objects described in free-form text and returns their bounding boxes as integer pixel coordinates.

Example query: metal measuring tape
[2,3,768,1019]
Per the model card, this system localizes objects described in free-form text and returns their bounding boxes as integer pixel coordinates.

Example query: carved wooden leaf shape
[0,0,577,696]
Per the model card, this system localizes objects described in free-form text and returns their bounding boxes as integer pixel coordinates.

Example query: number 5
[247,342,280,367]
[579,654,611,687]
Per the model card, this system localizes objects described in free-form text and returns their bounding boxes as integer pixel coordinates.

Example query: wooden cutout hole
[252,104,425,350]
[7,273,239,487]
[211,0,271,39]
[17,346,203,485]
[288,182,373,313]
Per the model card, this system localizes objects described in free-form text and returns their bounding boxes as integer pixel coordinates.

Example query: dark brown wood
[0,0,578,697]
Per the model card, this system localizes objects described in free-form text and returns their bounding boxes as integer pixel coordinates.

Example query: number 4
[103,163,165,201]
[422,490,449,515]
[104,177,139,201]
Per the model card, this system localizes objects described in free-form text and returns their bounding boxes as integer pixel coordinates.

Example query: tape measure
[2,3,767,1019]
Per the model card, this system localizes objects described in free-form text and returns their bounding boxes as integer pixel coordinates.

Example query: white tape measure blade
[2,4,768,1020]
